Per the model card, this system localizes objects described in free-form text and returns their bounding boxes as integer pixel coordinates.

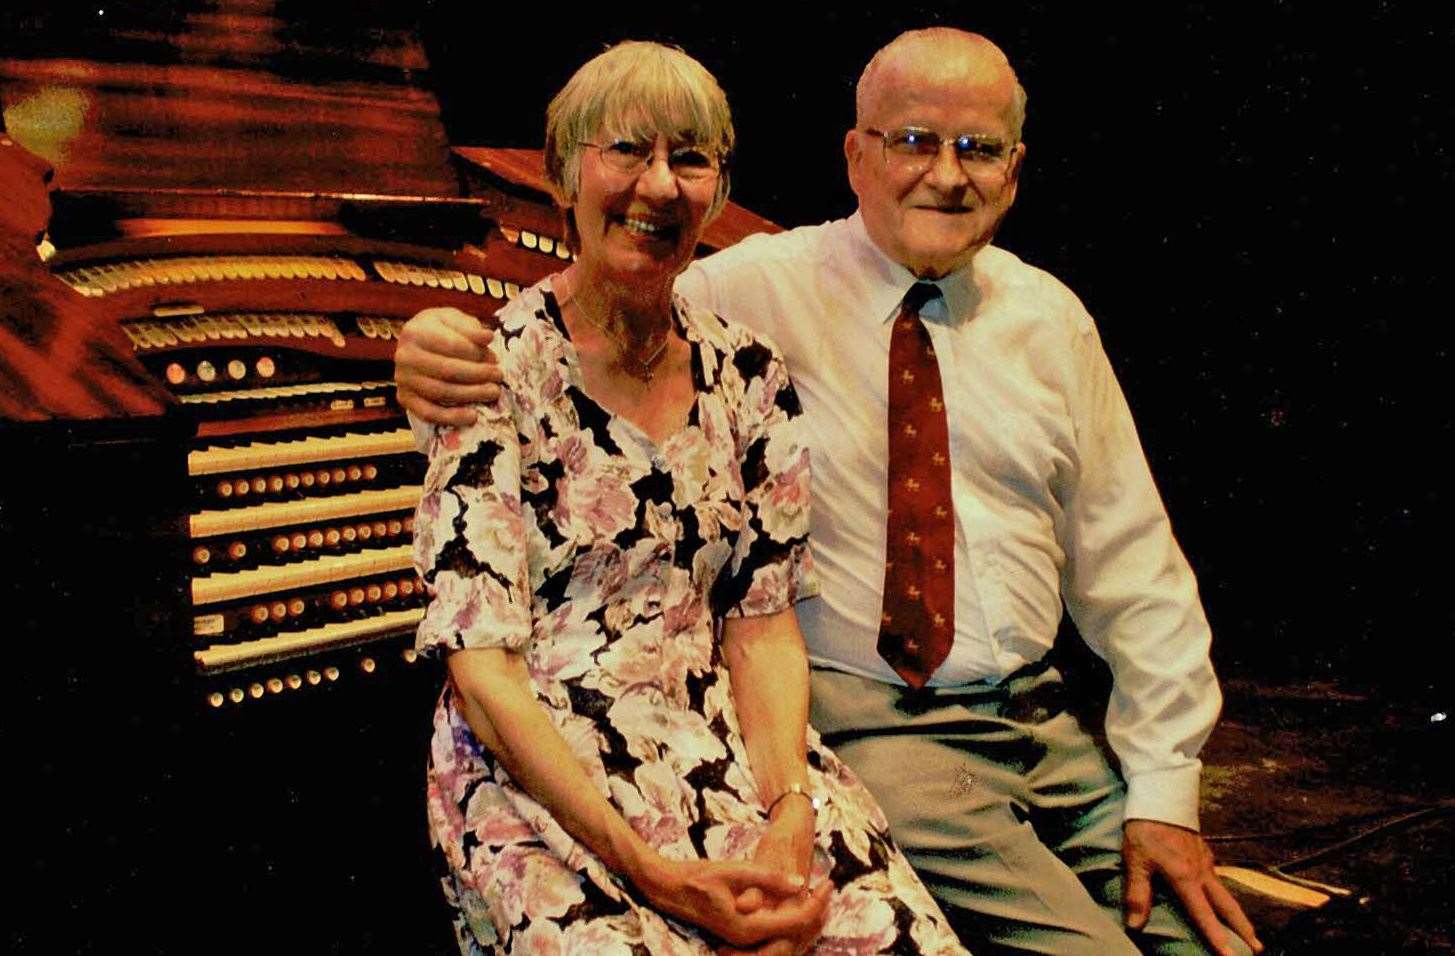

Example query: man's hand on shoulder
[394,307,502,427]
[1123,819,1262,956]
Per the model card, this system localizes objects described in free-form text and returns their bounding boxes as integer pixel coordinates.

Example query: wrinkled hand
[721,802,827,956]
[1123,819,1262,956]
[642,856,828,950]
[394,307,502,426]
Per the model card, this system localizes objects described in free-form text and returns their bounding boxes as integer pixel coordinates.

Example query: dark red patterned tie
[877,282,954,688]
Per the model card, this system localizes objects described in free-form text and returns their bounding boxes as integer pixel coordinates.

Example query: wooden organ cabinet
[1,8,776,952]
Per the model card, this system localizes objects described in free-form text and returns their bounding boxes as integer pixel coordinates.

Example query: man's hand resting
[1123,819,1262,956]
[394,307,503,426]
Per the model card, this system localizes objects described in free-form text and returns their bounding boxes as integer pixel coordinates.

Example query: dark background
[420,2,1454,704]
[2,1,1450,699]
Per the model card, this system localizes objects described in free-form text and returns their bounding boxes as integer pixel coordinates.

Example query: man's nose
[923,142,971,191]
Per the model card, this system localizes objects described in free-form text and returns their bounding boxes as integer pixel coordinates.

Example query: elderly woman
[412,41,964,955]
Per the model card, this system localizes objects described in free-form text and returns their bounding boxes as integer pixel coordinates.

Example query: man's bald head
[856,28,1027,141]
[844,27,1028,277]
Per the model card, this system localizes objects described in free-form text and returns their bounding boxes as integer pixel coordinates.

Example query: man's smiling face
[845,34,1025,279]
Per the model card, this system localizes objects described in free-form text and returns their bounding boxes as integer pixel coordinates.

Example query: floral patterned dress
[413,279,967,956]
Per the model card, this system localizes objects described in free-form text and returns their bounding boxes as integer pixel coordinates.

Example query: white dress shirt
[674,212,1220,829]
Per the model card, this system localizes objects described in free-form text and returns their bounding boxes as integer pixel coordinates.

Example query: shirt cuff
[1123,762,1203,832]
[407,410,433,453]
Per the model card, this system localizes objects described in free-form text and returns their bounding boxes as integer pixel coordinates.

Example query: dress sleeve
[412,374,534,655]
[716,340,819,619]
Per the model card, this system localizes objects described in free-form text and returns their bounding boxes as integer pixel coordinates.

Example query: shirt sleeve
[412,372,533,656]
[715,340,819,619]
[672,259,717,313]
[1059,309,1221,832]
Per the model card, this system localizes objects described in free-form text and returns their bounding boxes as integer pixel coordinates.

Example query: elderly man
[395,28,1261,956]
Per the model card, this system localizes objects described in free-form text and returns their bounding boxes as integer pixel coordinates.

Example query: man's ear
[1002,140,1027,206]
[844,128,865,196]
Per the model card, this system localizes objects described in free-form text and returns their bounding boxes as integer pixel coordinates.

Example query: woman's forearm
[721,608,812,814]
[447,648,658,885]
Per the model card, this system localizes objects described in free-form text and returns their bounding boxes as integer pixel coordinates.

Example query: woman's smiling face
[570,131,719,292]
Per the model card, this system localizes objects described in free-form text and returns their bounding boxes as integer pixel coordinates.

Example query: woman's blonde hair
[544,40,735,233]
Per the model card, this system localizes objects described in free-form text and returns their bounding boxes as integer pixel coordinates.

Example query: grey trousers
[810,664,1250,956]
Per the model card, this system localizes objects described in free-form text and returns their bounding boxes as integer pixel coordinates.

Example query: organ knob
[207,691,225,708]
[256,356,276,378]
[323,666,340,682]
[305,670,322,686]
[359,657,376,674]
[265,677,283,694]
[248,682,265,699]
[229,687,245,704]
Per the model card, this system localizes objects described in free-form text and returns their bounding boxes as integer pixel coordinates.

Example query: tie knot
[902,282,941,314]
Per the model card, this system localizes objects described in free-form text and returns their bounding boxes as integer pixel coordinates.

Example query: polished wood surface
[0,5,454,198]
[0,135,174,421]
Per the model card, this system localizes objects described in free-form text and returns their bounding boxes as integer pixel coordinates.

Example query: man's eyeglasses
[583,140,723,182]
[863,127,1016,174]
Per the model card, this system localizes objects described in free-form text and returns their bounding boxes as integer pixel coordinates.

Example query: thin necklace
[571,294,672,383]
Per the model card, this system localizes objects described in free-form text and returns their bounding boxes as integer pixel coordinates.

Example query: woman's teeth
[623,217,672,237]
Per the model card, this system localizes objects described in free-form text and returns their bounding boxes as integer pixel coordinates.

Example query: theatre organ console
[42,197,567,709]
[1,7,776,951]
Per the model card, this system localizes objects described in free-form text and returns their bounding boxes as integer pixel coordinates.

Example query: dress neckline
[539,281,704,459]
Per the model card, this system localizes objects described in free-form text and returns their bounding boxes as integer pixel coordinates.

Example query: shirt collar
[840,211,982,327]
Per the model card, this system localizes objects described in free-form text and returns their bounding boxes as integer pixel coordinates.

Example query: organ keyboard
[187,423,414,474]
[190,485,421,536]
